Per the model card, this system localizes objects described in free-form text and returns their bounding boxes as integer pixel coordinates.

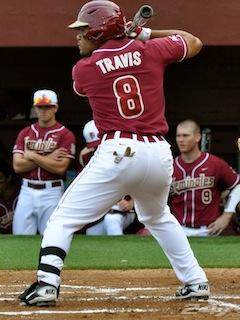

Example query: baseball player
[19,0,210,306]
[79,120,100,168]
[169,119,240,236]
[230,138,240,232]
[12,89,76,235]
[0,159,20,234]
[80,120,136,235]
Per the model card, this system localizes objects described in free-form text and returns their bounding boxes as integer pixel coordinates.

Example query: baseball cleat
[175,282,210,300]
[19,281,57,306]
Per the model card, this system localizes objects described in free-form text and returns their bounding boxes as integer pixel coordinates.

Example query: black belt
[108,209,125,215]
[103,132,164,143]
[184,224,207,229]
[27,181,62,190]
[108,209,135,215]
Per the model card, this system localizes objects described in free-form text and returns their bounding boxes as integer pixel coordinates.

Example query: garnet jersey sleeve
[145,35,187,65]
[217,157,239,188]
[72,65,86,97]
[12,127,29,154]
[58,130,76,159]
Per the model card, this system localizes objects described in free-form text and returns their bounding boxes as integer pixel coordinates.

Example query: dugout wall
[0,0,239,170]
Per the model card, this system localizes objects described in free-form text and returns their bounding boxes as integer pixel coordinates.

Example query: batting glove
[125,21,151,41]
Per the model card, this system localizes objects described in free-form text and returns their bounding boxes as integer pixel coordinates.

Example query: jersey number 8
[113,75,145,119]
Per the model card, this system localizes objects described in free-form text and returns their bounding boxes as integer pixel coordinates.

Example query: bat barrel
[139,5,154,19]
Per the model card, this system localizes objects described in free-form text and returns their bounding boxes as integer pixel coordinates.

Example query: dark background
[0,0,239,171]
[0,46,239,170]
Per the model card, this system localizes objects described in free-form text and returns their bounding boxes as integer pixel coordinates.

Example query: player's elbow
[194,37,203,53]
[55,162,70,176]
[186,36,203,59]
[57,169,66,176]
[13,161,22,174]
[13,165,20,174]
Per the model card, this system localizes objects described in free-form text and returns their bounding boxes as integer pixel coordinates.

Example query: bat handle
[201,128,211,152]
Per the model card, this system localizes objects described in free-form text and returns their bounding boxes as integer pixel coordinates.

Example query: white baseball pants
[38,135,208,287]
[13,180,64,235]
[86,211,136,235]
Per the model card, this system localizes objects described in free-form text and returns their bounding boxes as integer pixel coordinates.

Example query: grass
[0,235,240,270]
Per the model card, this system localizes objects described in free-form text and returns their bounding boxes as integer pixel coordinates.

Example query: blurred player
[80,120,136,235]
[0,159,20,234]
[12,89,76,234]
[169,119,239,236]
[19,0,210,306]
[79,119,100,168]
[230,138,240,232]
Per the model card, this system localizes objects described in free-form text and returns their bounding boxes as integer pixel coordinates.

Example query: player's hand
[125,21,143,38]
[117,198,134,212]
[207,213,233,236]
[125,21,151,41]
[47,148,68,161]
[0,211,13,229]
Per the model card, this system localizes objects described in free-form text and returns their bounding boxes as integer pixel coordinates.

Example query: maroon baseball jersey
[13,122,76,180]
[73,36,187,136]
[169,152,240,227]
[0,189,19,233]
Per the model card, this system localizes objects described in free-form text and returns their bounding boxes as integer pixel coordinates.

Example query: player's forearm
[208,213,232,235]
[13,156,37,173]
[150,29,203,58]
[220,212,234,220]
[150,29,195,39]
[30,153,70,175]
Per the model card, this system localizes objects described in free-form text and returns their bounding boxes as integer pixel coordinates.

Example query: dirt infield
[0,269,239,319]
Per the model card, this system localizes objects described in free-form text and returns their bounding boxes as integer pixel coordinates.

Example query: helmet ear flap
[86,30,104,42]
[85,19,125,43]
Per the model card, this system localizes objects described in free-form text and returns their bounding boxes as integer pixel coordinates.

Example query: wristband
[137,27,152,41]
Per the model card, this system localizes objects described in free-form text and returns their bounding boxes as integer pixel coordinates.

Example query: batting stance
[12,89,76,235]
[19,0,209,306]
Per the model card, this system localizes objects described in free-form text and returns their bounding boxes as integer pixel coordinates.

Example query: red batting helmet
[68,0,126,44]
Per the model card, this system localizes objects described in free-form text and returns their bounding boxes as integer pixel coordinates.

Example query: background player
[12,89,76,235]
[229,138,240,233]
[169,119,240,236]
[19,0,210,306]
[79,119,100,168]
[0,159,20,233]
[80,120,136,235]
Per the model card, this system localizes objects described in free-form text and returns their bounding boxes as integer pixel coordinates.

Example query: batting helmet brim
[68,20,88,29]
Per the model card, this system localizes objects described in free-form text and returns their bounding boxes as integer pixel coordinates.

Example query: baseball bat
[129,5,154,32]
[201,128,211,152]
